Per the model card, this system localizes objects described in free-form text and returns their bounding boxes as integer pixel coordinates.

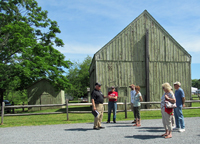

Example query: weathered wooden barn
[89,10,191,109]
[27,79,65,111]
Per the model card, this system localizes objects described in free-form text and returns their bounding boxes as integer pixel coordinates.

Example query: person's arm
[108,92,118,99]
[104,95,108,98]
[108,96,117,99]
[91,99,96,111]
[165,95,176,103]
[182,97,185,107]
[181,90,185,107]
[139,96,143,102]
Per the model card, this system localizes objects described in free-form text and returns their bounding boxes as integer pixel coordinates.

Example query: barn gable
[27,79,65,111]
[94,10,191,61]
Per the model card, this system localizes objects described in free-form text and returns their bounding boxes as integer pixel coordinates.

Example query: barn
[27,79,65,111]
[89,10,191,109]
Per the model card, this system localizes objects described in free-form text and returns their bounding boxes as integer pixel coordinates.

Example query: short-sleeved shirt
[131,90,136,103]
[133,92,142,107]
[175,88,185,107]
[161,91,175,109]
[91,89,104,104]
[108,91,118,102]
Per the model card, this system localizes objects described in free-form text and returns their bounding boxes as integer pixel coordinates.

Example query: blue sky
[37,0,200,79]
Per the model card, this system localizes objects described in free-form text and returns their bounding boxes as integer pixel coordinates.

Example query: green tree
[4,77,27,104]
[0,0,72,103]
[192,79,200,89]
[66,56,92,99]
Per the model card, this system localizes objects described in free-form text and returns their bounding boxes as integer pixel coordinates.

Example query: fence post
[125,99,127,119]
[66,99,69,121]
[22,102,24,112]
[1,102,5,125]
[12,102,15,114]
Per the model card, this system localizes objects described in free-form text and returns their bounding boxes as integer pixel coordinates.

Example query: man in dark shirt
[91,82,107,130]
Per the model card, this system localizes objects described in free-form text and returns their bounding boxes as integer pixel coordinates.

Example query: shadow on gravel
[64,128,93,131]
[137,127,164,133]
[104,122,131,124]
[125,135,161,140]
[138,127,164,129]
[106,125,132,128]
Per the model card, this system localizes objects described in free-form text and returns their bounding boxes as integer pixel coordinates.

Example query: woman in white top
[160,82,176,139]
[132,85,143,127]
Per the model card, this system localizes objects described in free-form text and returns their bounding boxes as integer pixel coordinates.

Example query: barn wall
[145,13,191,106]
[89,10,191,110]
[92,14,147,109]
[28,80,64,111]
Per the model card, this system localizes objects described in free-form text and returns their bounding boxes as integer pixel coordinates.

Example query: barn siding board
[128,26,131,61]
[149,62,153,101]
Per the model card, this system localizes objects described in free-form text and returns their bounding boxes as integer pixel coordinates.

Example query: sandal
[165,135,172,139]
[133,124,137,126]
[136,124,141,127]
[161,134,168,137]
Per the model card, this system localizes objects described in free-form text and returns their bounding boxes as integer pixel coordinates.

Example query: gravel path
[0,117,200,144]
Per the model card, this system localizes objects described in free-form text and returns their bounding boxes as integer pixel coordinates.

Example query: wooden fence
[1,100,200,125]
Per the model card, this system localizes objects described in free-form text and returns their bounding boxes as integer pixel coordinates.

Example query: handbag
[165,100,177,108]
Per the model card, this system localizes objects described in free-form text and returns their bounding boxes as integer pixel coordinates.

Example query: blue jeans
[174,106,185,129]
[107,101,117,122]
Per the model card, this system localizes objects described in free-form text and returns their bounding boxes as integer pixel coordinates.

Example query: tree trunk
[0,88,5,106]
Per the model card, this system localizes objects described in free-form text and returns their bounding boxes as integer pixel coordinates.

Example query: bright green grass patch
[1,108,200,128]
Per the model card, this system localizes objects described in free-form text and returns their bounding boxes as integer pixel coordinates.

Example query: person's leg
[161,109,168,136]
[94,104,100,128]
[133,106,137,119]
[98,104,104,127]
[137,107,141,126]
[133,107,139,126]
[131,103,136,123]
[107,102,111,122]
[174,107,180,128]
[165,114,172,138]
[178,107,185,129]
[171,114,175,128]
[113,102,117,122]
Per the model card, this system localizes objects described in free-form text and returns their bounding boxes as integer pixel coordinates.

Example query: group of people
[91,82,143,130]
[91,81,186,138]
[91,83,118,130]
[161,82,185,139]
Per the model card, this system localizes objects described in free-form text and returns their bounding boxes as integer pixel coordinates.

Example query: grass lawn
[1,99,200,128]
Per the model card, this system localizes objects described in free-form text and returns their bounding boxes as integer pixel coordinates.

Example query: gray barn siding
[89,10,191,109]
[145,13,191,107]
[27,79,65,111]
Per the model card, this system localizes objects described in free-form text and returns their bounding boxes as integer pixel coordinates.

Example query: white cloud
[182,38,200,52]
[55,43,101,54]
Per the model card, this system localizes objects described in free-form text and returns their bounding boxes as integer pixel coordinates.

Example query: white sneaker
[173,127,180,131]
[179,128,185,132]
[172,125,176,129]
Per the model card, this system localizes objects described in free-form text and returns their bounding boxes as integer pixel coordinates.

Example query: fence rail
[1,100,200,125]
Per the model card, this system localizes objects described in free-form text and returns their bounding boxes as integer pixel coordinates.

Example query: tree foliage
[192,79,200,89]
[0,0,72,102]
[66,56,92,98]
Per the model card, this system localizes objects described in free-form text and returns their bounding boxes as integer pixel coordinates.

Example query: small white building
[191,87,198,94]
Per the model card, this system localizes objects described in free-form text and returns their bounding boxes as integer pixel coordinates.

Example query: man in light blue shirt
[173,81,185,132]
[129,84,136,123]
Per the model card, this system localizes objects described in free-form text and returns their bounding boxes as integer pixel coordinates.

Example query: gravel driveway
[0,117,200,144]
